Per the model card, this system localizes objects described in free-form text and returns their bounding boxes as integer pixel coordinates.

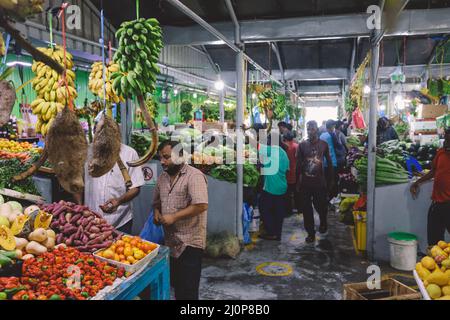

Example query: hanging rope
[48,10,54,48]
[136,0,140,19]
[58,3,74,111]
[100,8,107,111]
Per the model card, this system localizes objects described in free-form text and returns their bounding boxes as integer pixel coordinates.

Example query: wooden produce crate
[343,278,421,300]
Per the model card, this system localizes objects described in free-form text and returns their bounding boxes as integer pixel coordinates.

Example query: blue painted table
[103,246,170,300]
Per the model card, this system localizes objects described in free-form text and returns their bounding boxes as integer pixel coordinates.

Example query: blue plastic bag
[140,210,165,245]
[242,203,253,245]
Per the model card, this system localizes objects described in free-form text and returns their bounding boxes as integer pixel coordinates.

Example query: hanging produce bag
[242,203,253,245]
[140,209,164,245]
[352,108,366,129]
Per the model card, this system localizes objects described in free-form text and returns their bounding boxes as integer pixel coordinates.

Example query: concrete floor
[199,210,417,300]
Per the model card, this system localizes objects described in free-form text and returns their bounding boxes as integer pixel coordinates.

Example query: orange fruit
[96,251,104,257]
[119,254,125,261]
[134,250,145,260]
[110,245,117,252]
[116,247,124,255]
[103,249,114,259]
[114,254,120,261]
[115,240,125,247]
[122,236,131,242]
[148,243,158,250]
[127,256,136,264]
[124,247,133,257]
[130,239,138,247]
[122,261,131,265]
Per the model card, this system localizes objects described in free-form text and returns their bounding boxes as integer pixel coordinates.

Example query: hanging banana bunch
[29,46,77,136]
[111,18,163,98]
[0,34,5,57]
[0,0,44,21]
[88,61,124,104]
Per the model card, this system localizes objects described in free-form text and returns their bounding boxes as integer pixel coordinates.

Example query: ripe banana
[30,45,77,136]
[88,61,124,103]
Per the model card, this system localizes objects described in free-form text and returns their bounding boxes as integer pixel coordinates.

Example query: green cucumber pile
[112,18,163,97]
[355,155,410,188]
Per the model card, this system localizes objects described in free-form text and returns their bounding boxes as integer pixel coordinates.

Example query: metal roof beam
[163,8,450,46]
[271,42,285,85]
[224,0,241,46]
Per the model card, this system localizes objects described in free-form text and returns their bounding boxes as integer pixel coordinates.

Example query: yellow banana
[30,98,44,110]
[41,101,51,115]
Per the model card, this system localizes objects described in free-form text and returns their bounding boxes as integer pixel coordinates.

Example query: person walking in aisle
[410,128,450,246]
[320,120,339,198]
[335,120,349,172]
[296,121,335,244]
[258,133,290,240]
[283,132,299,216]
[153,140,208,300]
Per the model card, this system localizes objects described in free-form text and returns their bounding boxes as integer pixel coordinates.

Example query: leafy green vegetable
[210,163,260,187]
[0,159,40,195]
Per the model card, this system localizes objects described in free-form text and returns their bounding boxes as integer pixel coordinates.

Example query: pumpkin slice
[10,214,29,236]
[0,225,15,250]
[34,211,53,230]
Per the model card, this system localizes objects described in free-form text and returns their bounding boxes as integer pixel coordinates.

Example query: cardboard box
[418,104,448,119]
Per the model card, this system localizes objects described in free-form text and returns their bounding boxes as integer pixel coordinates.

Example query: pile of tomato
[0,246,125,300]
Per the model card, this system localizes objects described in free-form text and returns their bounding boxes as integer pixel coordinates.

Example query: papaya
[431,245,448,259]
[438,241,448,250]
[442,286,450,296]
[421,256,437,271]
[416,262,431,280]
[436,295,450,300]
[426,268,449,286]
[427,284,442,299]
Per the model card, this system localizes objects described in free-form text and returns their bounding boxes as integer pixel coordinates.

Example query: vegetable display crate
[413,270,430,300]
[94,240,160,274]
[343,278,421,300]
[102,245,170,300]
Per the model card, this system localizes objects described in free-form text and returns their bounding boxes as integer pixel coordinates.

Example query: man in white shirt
[75,117,145,234]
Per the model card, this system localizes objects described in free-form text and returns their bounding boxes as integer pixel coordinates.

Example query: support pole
[219,90,225,123]
[367,31,381,261]
[236,51,245,240]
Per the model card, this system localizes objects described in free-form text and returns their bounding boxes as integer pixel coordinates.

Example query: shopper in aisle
[283,132,299,216]
[410,128,450,246]
[320,120,339,198]
[335,120,348,171]
[318,120,327,136]
[75,118,145,235]
[296,120,335,244]
[377,117,399,145]
[258,133,290,240]
[153,140,208,300]
[278,121,291,135]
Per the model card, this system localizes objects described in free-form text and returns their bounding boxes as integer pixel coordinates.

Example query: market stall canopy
[91,0,450,101]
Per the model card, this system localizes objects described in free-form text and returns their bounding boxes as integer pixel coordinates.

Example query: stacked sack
[30,46,77,136]
[88,61,124,104]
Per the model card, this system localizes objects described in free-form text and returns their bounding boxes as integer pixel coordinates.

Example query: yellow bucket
[353,211,367,251]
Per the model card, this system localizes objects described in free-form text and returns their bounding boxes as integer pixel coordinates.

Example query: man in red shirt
[410,128,450,245]
[283,132,299,216]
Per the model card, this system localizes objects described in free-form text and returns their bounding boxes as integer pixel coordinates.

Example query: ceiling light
[6,61,32,67]
[363,85,371,94]
[214,80,224,91]
[251,93,257,100]
[379,104,386,111]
